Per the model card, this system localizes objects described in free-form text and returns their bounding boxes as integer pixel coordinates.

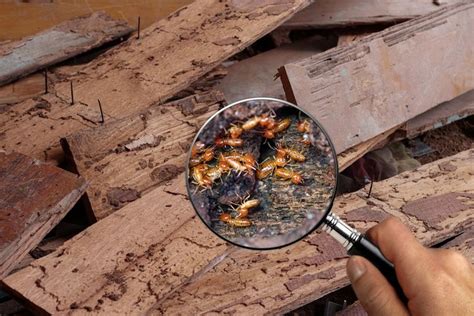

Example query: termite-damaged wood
[0,0,313,165]
[279,2,474,153]
[217,36,335,103]
[0,12,133,86]
[0,151,86,280]
[2,150,472,314]
[62,91,225,221]
[0,73,44,105]
[156,149,474,315]
[283,0,459,29]
[402,89,474,138]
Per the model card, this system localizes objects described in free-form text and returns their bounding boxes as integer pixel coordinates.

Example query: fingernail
[347,257,367,282]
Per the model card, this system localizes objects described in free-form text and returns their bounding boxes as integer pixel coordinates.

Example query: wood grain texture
[0,0,313,165]
[0,11,133,86]
[284,0,459,29]
[402,89,474,138]
[62,91,225,221]
[2,149,472,314]
[0,151,86,279]
[156,149,474,315]
[0,73,44,105]
[279,2,474,153]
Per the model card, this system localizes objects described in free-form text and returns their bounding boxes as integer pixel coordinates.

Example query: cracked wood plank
[0,0,313,165]
[283,0,460,29]
[62,91,225,221]
[0,151,86,280]
[0,73,44,105]
[2,149,472,314]
[0,12,133,86]
[156,149,474,315]
[279,2,474,153]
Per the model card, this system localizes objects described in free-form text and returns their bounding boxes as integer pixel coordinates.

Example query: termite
[235,199,259,219]
[274,167,304,185]
[277,145,306,162]
[192,164,212,188]
[242,116,261,131]
[228,125,243,139]
[206,166,223,182]
[219,153,246,173]
[257,158,278,179]
[215,137,244,148]
[191,141,206,157]
[297,120,311,133]
[200,147,215,162]
[263,129,275,139]
[241,152,256,172]
[274,118,291,133]
[259,113,276,129]
[219,213,252,227]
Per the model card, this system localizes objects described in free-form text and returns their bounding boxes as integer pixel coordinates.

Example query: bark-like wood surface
[0,12,133,86]
[284,0,459,29]
[62,91,225,221]
[0,151,86,279]
[2,149,472,314]
[0,0,312,165]
[279,2,474,153]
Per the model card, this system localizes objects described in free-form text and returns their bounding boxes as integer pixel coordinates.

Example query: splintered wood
[0,0,312,164]
[0,151,86,279]
[279,2,474,153]
[0,12,133,86]
[284,0,459,28]
[2,149,472,314]
[62,91,225,221]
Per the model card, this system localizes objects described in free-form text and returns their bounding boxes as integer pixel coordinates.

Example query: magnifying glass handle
[323,212,408,304]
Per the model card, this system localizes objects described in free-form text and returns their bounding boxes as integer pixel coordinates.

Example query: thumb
[347,256,409,316]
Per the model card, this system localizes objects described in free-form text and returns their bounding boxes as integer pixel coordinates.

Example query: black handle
[348,235,408,304]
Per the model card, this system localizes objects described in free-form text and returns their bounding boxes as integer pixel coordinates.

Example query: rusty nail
[137,16,141,39]
[70,81,74,105]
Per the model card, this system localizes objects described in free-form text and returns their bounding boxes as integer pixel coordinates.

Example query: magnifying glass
[185,97,406,302]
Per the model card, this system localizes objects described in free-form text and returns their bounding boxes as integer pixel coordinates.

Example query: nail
[137,16,141,39]
[367,178,373,198]
[98,99,104,124]
[347,257,367,282]
[70,81,74,105]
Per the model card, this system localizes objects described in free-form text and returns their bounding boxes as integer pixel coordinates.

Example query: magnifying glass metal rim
[184,97,339,251]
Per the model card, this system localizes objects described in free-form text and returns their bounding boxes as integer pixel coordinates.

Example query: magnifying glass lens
[186,98,338,249]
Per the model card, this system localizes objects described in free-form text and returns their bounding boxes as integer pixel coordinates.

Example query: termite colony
[188,102,336,244]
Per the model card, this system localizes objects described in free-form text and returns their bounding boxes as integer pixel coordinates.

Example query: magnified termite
[215,137,244,148]
[274,167,304,185]
[257,158,279,179]
[276,144,306,162]
[192,164,212,188]
[234,198,260,219]
[219,213,252,227]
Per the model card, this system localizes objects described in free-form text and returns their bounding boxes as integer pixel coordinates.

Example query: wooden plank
[403,89,474,138]
[0,0,313,165]
[0,151,86,280]
[279,2,474,153]
[283,0,459,29]
[0,12,133,86]
[2,149,472,314]
[62,91,225,221]
[217,36,335,103]
[157,149,474,315]
[0,73,44,105]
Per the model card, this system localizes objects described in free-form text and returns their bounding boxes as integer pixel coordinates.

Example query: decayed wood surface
[402,89,474,138]
[62,91,225,221]
[0,151,86,280]
[217,36,334,103]
[283,0,459,29]
[0,12,133,86]
[157,149,474,315]
[0,0,312,165]
[279,2,474,153]
[0,73,44,105]
[2,149,472,314]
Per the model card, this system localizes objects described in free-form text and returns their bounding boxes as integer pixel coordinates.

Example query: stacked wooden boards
[0,0,313,165]
[62,91,225,221]
[0,151,86,279]
[2,149,472,314]
[279,2,474,153]
[0,11,133,86]
[283,0,460,28]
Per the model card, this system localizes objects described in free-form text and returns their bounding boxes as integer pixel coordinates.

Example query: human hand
[346,217,474,316]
